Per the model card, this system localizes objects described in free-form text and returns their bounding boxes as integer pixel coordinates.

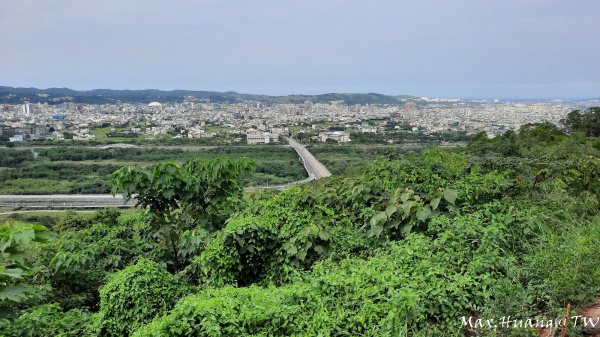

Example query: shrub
[198,192,334,286]
[98,258,190,337]
[197,216,278,286]
[52,211,95,233]
[0,303,97,337]
[49,219,147,309]
[131,284,321,337]
[133,206,523,336]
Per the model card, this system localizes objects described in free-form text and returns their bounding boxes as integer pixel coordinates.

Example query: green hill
[0,86,415,105]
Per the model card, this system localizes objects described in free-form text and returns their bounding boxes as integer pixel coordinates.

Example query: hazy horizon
[1,0,599,99]
[2,84,599,101]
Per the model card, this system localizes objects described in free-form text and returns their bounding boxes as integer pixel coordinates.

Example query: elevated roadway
[286,137,331,180]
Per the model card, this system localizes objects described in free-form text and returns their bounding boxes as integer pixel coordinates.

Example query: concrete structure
[247,132,279,145]
[9,135,24,142]
[0,194,132,208]
[319,131,351,143]
[287,137,331,179]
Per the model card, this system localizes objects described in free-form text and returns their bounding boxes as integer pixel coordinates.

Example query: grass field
[90,126,147,142]
[204,125,226,133]
[308,144,420,175]
[90,126,112,140]
[0,146,307,194]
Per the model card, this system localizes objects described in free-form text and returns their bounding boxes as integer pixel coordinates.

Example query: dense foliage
[1,114,599,336]
[98,259,190,337]
[562,107,600,137]
[2,303,95,337]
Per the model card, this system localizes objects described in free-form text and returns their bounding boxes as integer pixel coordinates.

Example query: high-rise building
[22,103,30,115]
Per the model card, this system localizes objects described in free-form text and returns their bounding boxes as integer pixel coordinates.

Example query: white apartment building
[247,132,279,145]
[319,131,351,143]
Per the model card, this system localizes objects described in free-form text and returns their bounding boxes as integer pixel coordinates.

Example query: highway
[0,194,133,209]
[0,138,331,209]
[286,137,332,180]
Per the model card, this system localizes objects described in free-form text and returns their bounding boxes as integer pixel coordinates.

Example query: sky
[1,0,599,99]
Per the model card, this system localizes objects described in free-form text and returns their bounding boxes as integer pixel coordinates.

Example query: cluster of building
[0,97,593,145]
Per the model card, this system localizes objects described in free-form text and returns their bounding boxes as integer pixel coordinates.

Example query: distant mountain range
[0,86,417,105]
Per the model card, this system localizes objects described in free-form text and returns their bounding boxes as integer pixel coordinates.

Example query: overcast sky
[1,0,599,98]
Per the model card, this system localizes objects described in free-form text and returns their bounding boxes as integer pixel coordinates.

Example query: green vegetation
[90,126,145,142]
[110,158,254,273]
[1,222,54,323]
[562,107,600,137]
[0,146,306,194]
[308,145,412,175]
[294,125,470,146]
[2,303,96,337]
[0,211,93,227]
[98,259,190,337]
[90,126,115,140]
[349,129,470,145]
[1,114,599,336]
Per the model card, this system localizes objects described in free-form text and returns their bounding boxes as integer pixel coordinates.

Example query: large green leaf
[443,189,458,205]
[1,268,25,279]
[0,285,29,302]
[369,224,384,238]
[12,227,36,245]
[430,197,441,210]
[385,205,397,217]
[400,223,413,236]
[284,242,298,256]
[370,212,387,227]
[400,191,412,202]
[416,205,432,222]
[401,201,413,220]
[318,230,331,241]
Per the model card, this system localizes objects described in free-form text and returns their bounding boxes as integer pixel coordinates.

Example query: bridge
[286,137,332,180]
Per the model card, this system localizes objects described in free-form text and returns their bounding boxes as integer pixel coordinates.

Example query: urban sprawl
[1,97,595,145]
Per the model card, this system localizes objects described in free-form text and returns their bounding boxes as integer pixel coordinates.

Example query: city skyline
[1,0,599,99]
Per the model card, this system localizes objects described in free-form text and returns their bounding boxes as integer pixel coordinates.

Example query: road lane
[0,194,133,208]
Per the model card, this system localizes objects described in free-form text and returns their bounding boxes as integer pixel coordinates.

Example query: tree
[518,122,565,143]
[110,157,255,271]
[561,107,600,137]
